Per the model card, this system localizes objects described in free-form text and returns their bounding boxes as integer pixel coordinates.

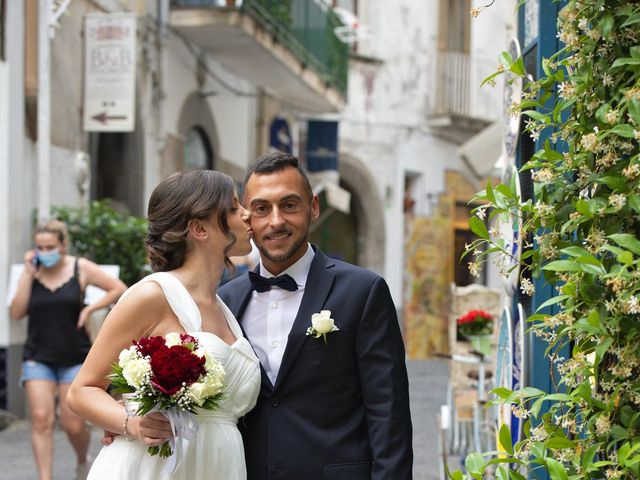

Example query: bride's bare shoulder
[113,280,167,314]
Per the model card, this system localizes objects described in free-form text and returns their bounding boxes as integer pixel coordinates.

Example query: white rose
[311,310,338,334]
[187,382,208,406]
[122,358,151,389]
[188,375,224,406]
[164,332,182,347]
[118,346,139,366]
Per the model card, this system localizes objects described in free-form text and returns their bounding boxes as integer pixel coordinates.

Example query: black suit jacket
[219,247,413,480]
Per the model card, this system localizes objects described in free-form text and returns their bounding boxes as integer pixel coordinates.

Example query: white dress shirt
[242,244,315,384]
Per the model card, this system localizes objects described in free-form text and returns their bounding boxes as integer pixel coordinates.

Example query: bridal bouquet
[109,332,226,461]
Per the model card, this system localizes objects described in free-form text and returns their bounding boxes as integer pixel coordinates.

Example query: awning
[308,170,351,215]
[457,121,502,178]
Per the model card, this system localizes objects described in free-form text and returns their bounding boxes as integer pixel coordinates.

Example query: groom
[219,152,413,479]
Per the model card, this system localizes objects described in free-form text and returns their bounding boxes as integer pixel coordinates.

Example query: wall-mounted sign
[306,120,338,172]
[269,117,292,154]
[83,13,137,132]
[503,38,523,158]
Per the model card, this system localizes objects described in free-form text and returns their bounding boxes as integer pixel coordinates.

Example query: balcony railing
[430,52,501,122]
[170,0,349,96]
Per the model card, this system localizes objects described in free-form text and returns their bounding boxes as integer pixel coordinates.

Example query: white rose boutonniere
[306,310,339,344]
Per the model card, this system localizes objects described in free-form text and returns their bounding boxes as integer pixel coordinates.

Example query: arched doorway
[309,181,359,265]
[337,153,386,273]
[175,92,219,172]
[184,126,214,171]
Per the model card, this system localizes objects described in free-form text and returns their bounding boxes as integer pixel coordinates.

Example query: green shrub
[52,200,148,286]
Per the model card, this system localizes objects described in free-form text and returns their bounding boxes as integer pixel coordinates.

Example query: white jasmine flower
[558,82,575,99]
[531,168,554,183]
[627,296,640,314]
[468,262,481,278]
[520,278,535,296]
[581,133,598,151]
[595,415,611,435]
[605,109,618,124]
[578,18,588,31]
[609,193,626,210]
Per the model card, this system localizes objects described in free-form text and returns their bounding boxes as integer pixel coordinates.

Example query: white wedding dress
[88,272,261,480]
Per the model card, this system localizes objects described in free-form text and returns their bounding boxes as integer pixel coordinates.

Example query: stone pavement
[0,359,449,480]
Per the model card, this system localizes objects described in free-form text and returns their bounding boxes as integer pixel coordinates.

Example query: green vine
[454,1,640,478]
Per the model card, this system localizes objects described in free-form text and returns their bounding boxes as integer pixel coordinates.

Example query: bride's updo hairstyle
[145,170,236,272]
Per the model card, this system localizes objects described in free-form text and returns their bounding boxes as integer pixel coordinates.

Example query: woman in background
[10,219,127,480]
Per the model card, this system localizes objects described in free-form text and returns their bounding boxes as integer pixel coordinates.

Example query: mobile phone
[31,253,41,268]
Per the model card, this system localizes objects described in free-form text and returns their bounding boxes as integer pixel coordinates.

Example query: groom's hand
[101,429,118,446]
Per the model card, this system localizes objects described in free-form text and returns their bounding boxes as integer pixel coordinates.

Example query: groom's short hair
[245,152,314,200]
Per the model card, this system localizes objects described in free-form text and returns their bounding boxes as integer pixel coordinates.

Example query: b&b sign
[83,13,137,132]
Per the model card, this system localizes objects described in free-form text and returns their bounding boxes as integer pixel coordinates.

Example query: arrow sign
[92,111,128,124]
[83,13,136,132]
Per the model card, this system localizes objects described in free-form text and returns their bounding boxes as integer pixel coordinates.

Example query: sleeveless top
[24,258,91,366]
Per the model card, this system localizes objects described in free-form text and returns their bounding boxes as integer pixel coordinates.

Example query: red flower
[180,334,198,349]
[150,345,206,395]
[456,310,493,337]
[135,336,166,357]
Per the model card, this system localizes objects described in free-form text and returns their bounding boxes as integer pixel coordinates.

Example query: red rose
[135,336,166,357]
[150,345,206,396]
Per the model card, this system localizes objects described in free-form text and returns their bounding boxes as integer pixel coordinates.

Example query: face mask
[36,249,61,268]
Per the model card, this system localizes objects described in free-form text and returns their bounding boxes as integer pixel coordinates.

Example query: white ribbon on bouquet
[123,395,199,474]
[159,407,199,475]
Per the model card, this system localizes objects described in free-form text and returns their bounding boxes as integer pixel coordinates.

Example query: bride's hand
[136,412,173,446]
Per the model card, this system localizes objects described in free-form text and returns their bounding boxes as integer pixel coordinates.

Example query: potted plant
[456,309,494,357]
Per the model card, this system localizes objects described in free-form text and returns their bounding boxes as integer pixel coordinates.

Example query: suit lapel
[273,250,335,390]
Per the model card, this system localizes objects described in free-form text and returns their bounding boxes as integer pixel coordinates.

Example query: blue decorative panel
[269,117,293,154]
[306,120,339,172]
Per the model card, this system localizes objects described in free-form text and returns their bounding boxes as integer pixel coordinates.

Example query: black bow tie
[248,271,298,292]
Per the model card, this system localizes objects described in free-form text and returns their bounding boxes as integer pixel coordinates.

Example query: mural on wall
[404,213,452,359]
[404,170,492,359]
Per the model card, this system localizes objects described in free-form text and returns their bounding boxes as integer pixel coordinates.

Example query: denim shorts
[19,360,83,387]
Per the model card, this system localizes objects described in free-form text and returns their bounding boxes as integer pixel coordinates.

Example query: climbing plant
[456,1,640,478]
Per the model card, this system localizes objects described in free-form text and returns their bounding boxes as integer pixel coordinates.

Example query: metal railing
[170,0,349,96]
[430,52,501,122]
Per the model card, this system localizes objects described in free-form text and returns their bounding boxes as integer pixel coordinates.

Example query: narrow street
[0,360,448,479]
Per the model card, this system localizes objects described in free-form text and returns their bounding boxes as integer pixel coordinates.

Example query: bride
[67,170,260,479]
